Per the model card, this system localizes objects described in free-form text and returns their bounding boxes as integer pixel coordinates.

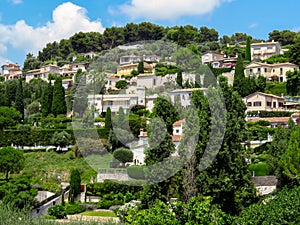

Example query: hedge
[247,111,293,118]
[86,180,144,197]
[0,128,110,147]
[127,165,146,180]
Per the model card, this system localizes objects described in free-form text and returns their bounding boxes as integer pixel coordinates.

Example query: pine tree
[15,78,24,119]
[245,36,251,61]
[51,78,67,117]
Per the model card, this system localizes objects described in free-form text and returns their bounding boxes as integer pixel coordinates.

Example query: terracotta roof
[173,119,185,127]
[251,41,279,46]
[245,92,284,100]
[248,117,290,123]
[252,176,277,187]
[172,135,182,142]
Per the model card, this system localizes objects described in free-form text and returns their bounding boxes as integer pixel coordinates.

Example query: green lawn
[81,211,117,217]
[19,151,113,185]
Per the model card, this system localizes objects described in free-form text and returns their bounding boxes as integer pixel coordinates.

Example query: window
[250,69,253,75]
[264,68,267,73]
[153,78,156,86]
[280,68,283,75]
[176,129,180,134]
[108,101,113,106]
[279,102,283,107]
[273,102,276,108]
[267,102,271,107]
[254,101,262,106]
[258,68,261,74]
[247,102,252,106]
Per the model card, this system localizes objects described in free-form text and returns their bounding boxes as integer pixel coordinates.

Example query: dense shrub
[97,199,123,209]
[86,180,144,197]
[48,205,66,219]
[247,111,293,117]
[65,204,86,215]
[127,165,146,179]
[113,148,133,164]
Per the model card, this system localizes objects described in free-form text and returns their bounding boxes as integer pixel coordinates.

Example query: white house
[251,41,281,61]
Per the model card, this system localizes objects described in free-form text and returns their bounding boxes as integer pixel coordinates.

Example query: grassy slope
[21,152,113,184]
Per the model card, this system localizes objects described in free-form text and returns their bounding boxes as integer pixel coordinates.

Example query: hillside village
[0,23,300,224]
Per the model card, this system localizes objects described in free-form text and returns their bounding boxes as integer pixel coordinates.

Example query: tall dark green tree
[142,118,176,208]
[176,71,183,87]
[233,54,247,97]
[245,36,251,61]
[51,78,67,117]
[138,60,144,74]
[195,76,258,215]
[105,107,112,130]
[15,78,24,119]
[41,81,53,117]
[68,168,81,204]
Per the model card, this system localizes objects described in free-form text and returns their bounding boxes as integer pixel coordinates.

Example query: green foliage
[51,131,72,149]
[113,148,133,164]
[137,61,144,74]
[0,106,22,130]
[245,37,251,61]
[248,163,269,176]
[247,110,293,117]
[65,203,86,215]
[105,107,112,129]
[286,70,300,96]
[0,175,38,209]
[155,64,181,76]
[237,186,300,225]
[69,168,81,204]
[233,54,247,97]
[127,165,146,179]
[279,125,300,186]
[48,205,66,219]
[262,54,289,64]
[115,80,128,89]
[176,70,183,87]
[126,196,232,225]
[268,29,296,46]
[86,180,144,197]
[51,78,67,117]
[0,146,25,181]
[151,96,179,135]
[15,78,24,119]
[41,82,53,117]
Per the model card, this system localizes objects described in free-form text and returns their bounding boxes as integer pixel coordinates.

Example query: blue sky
[0,0,299,67]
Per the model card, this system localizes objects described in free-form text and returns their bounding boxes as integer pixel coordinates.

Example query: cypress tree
[15,78,24,119]
[105,107,112,130]
[51,78,67,117]
[68,168,81,204]
[233,54,246,96]
[138,60,144,74]
[41,81,53,117]
[176,70,183,87]
[245,36,251,61]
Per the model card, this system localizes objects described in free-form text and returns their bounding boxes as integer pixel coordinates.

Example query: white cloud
[0,2,104,57]
[10,0,22,4]
[119,0,232,20]
[249,23,258,29]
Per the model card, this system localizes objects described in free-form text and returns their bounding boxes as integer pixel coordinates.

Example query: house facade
[251,41,281,60]
[244,92,285,111]
[1,63,22,80]
[245,62,298,82]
